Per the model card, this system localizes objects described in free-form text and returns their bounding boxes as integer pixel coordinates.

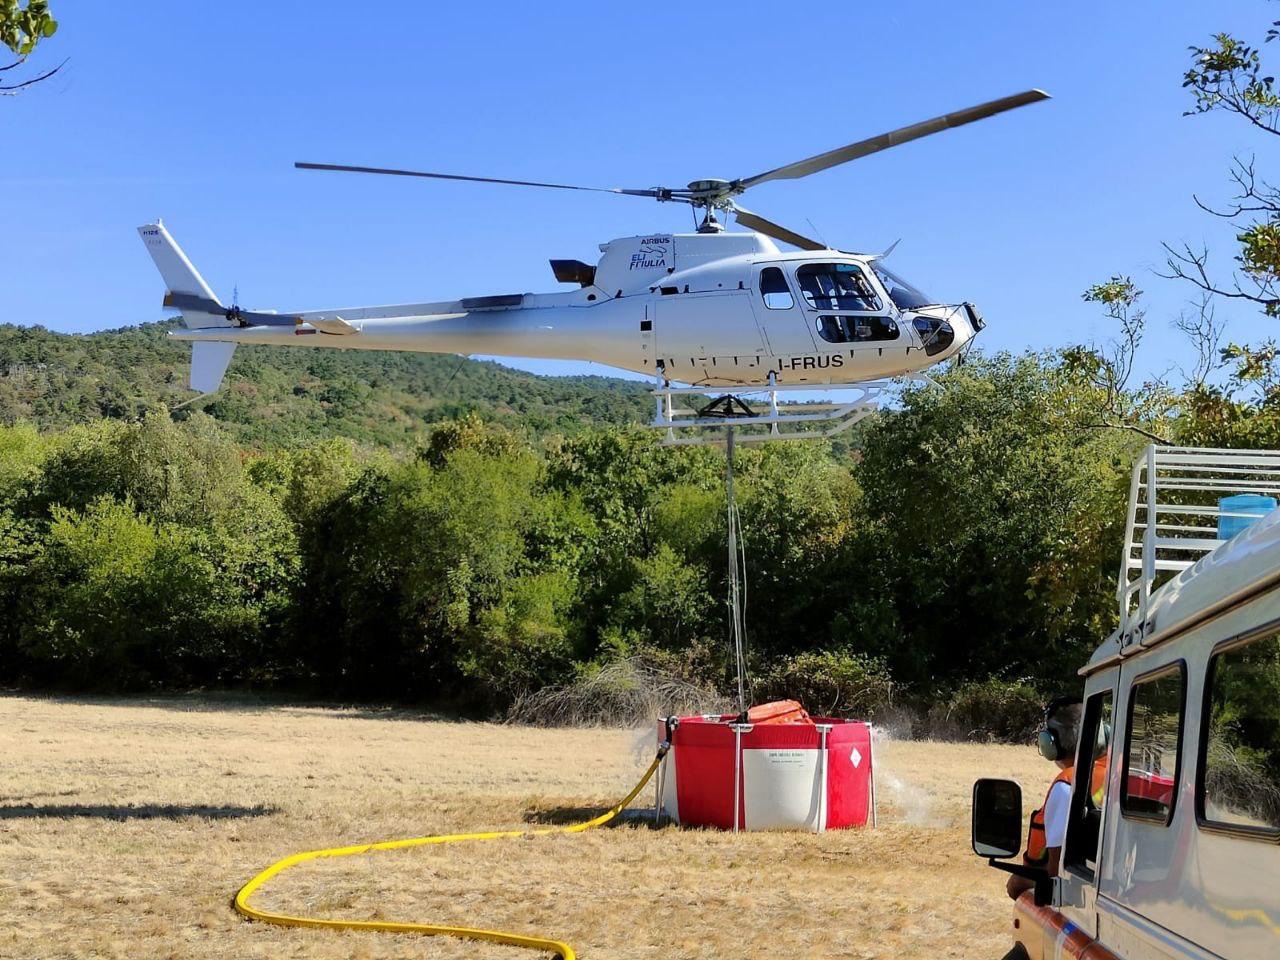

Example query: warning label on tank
[761,750,808,767]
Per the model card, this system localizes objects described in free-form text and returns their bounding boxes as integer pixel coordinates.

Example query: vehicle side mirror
[972,778,1023,859]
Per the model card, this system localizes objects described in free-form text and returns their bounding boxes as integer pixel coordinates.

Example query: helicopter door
[654,290,768,379]
[796,262,903,376]
[755,266,818,356]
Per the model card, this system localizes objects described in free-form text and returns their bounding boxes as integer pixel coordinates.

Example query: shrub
[1203,736,1280,827]
[455,571,580,710]
[12,498,284,689]
[928,678,1044,743]
[607,544,717,652]
[753,649,894,719]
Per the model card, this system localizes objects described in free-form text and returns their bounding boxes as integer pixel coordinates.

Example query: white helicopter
[141,89,1048,441]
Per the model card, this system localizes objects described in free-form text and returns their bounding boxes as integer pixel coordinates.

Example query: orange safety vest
[1024,756,1108,866]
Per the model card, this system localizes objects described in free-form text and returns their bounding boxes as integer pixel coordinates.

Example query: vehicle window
[912,315,955,356]
[796,263,883,312]
[760,267,794,310]
[1121,666,1185,824]
[871,262,935,311]
[814,315,900,344]
[1065,689,1114,879]
[1201,632,1280,835]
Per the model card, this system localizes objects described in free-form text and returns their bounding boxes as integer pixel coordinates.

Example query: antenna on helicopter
[295,89,1049,250]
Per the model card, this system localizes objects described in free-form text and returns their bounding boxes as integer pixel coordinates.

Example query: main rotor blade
[295,162,668,198]
[731,206,826,251]
[736,89,1050,190]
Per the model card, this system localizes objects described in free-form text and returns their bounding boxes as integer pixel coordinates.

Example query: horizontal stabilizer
[309,315,358,335]
[191,341,236,393]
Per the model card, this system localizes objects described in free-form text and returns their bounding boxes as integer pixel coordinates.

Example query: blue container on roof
[1217,494,1278,540]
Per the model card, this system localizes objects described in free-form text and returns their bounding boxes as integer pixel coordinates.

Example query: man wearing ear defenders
[1006,696,1107,900]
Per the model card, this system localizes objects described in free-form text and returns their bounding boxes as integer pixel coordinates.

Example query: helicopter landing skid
[650,372,925,446]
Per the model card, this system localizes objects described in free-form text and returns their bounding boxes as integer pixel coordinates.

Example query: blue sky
[3,0,1279,383]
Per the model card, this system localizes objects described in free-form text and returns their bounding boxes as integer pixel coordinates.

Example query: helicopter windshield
[871,263,935,311]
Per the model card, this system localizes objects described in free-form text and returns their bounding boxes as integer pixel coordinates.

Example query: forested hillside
[6,285,1280,739]
[0,322,652,445]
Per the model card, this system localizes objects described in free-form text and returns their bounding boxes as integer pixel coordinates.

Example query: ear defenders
[1037,695,1082,761]
[1037,727,1063,761]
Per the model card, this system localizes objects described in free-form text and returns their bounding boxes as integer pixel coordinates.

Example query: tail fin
[137,221,226,324]
[138,221,236,393]
[190,342,237,394]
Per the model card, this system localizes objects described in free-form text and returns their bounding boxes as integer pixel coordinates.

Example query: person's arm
[1006,872,1035,900]
[1042,781,1070,877]
[1006,782,1070,900]
[1005,847,1063,899]
[1046,846,1062,877]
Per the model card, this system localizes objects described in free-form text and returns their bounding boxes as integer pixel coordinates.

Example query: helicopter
[140,89,1048,438]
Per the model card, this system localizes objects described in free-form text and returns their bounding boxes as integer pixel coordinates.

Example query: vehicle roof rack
[1118,444,1280,645]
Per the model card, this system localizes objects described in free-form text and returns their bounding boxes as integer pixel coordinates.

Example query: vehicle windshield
[871,263,935,311]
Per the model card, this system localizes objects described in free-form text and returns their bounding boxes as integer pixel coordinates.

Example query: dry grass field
[0,694,1051,960]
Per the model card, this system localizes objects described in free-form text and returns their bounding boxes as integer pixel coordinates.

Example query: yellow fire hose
[233,743,669,960]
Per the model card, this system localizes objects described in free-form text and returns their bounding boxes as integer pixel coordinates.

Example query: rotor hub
[686,178,733,199]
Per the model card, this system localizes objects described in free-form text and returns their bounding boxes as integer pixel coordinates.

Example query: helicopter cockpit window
[871,263,935,311]
[816,315,899,344]
[797,263,883,312]
[760,267,794,310]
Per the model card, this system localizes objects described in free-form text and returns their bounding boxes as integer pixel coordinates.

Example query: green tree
[290,427,594,705]
[0,421,48,509]
[1073,9,1280,452]
[0,412,299,689]
[0,361,1169,720]
[852,354,1137,690]
[732,441,864,660]
[456,570,579,709]
[1168,21,1280,315]
[248,437,368,528]
[1177,339,1280,448]
[607,543,717,653]
[12,498,285,688]
[0,509,41,678]
[29,411,248,527]
[0,321,654,447]
[1,0,59,94]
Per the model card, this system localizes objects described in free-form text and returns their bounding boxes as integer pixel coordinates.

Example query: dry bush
[1204,736,1280,826]
[506,656,730,727]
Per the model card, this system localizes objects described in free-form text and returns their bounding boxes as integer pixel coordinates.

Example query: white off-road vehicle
[972,446,1280,960]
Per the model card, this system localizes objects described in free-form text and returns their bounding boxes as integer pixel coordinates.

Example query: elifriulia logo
[630,237,670,271]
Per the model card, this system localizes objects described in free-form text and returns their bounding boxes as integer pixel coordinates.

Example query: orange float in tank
[744,699,813,725]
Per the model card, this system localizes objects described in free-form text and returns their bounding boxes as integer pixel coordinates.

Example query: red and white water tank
[655,703,875,832]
